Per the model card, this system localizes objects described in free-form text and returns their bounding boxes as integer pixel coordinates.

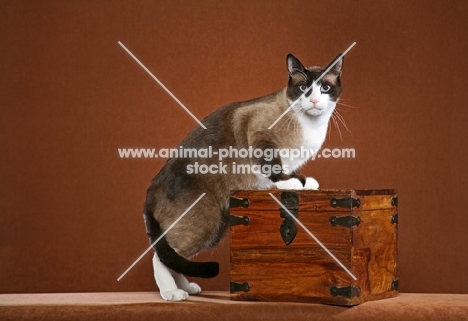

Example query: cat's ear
[287,54,305,75]
[328,54,344,76]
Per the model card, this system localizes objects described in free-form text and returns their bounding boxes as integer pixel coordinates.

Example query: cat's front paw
[160,289,189,301]
[303,177,319,190]
[275,178,303,190]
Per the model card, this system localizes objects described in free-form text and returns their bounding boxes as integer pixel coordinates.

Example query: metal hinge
[230,215,250,227]
[330,197,361,209]
[279,192,299,245]
[230,197,250,209]
[230,197,251,227]
[330,285,361,298]
[391,212,398,224]
[230,281,250,293]
[329,215,361,228]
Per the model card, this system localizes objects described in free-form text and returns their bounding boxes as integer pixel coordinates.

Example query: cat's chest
[300,123,327,151]
[281,118,328,172]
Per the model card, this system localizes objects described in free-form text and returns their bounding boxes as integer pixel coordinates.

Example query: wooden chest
[229,189,398,305]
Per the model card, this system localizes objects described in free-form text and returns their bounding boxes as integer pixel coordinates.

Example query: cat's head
[286,54,343,117]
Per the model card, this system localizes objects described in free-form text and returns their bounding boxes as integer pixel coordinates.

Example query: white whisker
[277,108,296,132]
[337,101,359,109]
[334,110,352,135]
[331,114,343,141]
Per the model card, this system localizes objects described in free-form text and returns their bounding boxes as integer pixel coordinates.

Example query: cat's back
[179,89,286,148]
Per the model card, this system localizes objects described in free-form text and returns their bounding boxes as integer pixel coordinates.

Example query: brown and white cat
[143,53,344,301]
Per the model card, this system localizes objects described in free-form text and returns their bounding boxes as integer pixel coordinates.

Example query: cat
[143,53,344,301]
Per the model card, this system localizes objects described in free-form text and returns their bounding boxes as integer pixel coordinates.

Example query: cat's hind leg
[152,253,188,301]
[171,270,202,295]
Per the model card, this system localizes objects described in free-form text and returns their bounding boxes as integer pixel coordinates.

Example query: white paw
[160,289,189,301]
[275,178,303,190]
[303,177,319,190]
[184,282,202,295]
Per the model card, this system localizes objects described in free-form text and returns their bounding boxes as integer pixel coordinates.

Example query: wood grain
[230,189,398,305]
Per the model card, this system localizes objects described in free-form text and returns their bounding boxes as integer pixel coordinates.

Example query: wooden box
[229,189,398,305]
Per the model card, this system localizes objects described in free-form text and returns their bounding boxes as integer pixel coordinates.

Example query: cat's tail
[143,209,219,278]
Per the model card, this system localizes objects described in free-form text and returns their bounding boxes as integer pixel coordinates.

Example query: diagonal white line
[118,41,207,129]
[269,193,357,280]
[268,42,356,130]
[313,42,356,85]
[117,193,206,281]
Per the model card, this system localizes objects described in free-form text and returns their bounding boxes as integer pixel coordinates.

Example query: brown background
[1,0,467,294]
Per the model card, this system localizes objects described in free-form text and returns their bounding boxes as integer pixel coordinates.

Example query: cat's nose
[310,98,320,104]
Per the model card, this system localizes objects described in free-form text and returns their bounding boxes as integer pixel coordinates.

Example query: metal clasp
[279,192,299,245]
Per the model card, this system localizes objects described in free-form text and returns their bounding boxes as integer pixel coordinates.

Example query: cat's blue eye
[321,85,331,93]
[299,84,308,92]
